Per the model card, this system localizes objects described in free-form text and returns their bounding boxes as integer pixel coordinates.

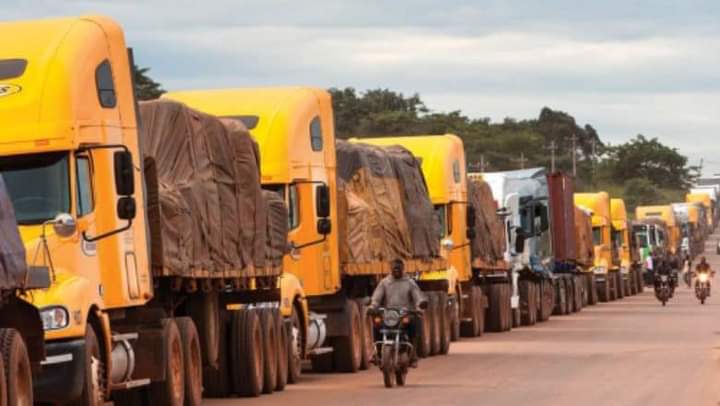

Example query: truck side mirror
[466,205,476,228]
[515,229,526,254]
[117,196,136,220]
[114,150,135,196]
[317,218,331,235]
[316,184,330,218]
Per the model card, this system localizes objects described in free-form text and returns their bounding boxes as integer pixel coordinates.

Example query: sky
[6,0,720,176]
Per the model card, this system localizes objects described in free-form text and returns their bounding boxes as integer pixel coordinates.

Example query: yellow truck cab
[1,16,286,404]
[574,192,618,301]
[686,193,713,229]
[610,198,637,296]
[361,135,514,336]
[636,206,680,261]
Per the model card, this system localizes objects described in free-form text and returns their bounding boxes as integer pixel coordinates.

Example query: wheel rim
[170,333,184,403]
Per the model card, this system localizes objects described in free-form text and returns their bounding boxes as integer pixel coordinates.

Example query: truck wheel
[460,286,482,337]
[203,313,230,397]
[587,274,598,305]
[287,306,303,383]
[232,309,263,397]
[597,279,609,302]
[566,278,575,313]
[636,269,644,293]
[574,276,584,312]
[419,298,432,356]
[0,355,6,406]
[176,318,202,406]
[355,299,374,370]
[519,280,536,326]
[504,284,513,331]
[0,329,30,406]
[150,319,184,406]
[553,279,566,316]
[438,292,451,355]
[428,292,441,355]
[449,293,460,341]
[539,280,554,322]
[333,300,362,372]
[617,273,625,299]
[259,309,278,394]
[486,284,504,332]
[274,310,288,391]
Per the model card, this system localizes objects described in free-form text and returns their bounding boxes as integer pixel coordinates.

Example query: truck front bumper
[34,338,86,404]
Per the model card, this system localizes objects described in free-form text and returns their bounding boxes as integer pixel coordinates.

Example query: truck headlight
[593,266,607,275]
[41,306,69,331]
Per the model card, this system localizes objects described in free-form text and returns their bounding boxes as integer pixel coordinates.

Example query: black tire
[231,309,263,397]
[381,346,395,388]
[274,310,288,391]
[0,355,6,406]
[586,274,598,305]
[0,329,31,406]
[287,305,303,383]
[502,284,513,331]
[486,284,505,332]
[176,317,203,406]
[460,286,483,338]
[538,280,554,322]
[573,276,583,312]
[617,273,625,299]
[333,300,362,372]
[356,300,374,371]
[259,309,278,394]
[419,297,432,356]
[449,294,460,342]
[553,279,566,316]
[396,367,407,387]
[150,319,184,406]
[428,293,441,355]
[636,269,645,293]
[438,292,451,355]
[202,311,230,397]
[597,279,610,302]
[520,280,537,326]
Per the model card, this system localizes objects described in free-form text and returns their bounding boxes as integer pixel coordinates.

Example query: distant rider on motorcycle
[695,257,714,296]
[370,259,428,367]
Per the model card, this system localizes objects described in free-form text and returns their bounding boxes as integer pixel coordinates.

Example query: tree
[623,178,662,212]
[132,65,165,100]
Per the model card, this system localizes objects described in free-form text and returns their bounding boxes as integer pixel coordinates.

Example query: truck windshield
[0,152,70,225]
[635,230,649,248]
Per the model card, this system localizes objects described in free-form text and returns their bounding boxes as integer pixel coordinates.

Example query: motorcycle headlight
[41,306,69,331]
[660,275,668,282]
[699,273,709,282]
[383,310,401,327]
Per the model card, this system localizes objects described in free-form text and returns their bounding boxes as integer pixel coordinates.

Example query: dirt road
[209,236,720,406]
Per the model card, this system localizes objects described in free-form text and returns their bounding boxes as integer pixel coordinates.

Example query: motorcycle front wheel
[381,346,395,388]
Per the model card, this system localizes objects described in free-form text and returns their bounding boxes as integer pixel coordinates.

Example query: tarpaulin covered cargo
[0,175,26,289]
[140,100,281,278]
[467,178,506,267]
[548,172,577,263]
[574,207,593,267]
[336,141,439,265]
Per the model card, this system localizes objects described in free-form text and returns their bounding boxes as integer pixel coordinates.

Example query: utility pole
[480,154,486,172]
[512,152,528,170]
[571,133,578,177]
[545,140,558,172]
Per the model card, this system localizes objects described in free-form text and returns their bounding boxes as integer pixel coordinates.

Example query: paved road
[209,235,720,406]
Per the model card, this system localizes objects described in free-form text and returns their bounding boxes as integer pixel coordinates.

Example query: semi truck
[610,199,640,296]
[360,135,512,334]
[687,191,716,231]
[0,16,290,404]
[574,192,618,302]
[165,88,453,379]
[574,206,598,305]
[0,176,49,405]
[636,205,681,267]
[672,202,706,258]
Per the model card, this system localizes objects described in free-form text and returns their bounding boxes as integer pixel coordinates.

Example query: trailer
[0,16,288,404]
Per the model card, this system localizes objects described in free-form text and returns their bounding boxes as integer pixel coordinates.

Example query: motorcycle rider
[695,256,714,296]
[370,259,428,367]
[653,256,674,293]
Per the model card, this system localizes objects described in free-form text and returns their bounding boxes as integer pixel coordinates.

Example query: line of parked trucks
[0,16,716,405]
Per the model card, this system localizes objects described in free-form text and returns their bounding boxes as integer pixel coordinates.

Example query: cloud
[4,0,720,175]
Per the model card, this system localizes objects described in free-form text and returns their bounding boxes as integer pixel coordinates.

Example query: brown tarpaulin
[0,175,26,289]
[574,207,594,267]
[336,141,439,264]
[467,178,506,266]
[140,100,278,277]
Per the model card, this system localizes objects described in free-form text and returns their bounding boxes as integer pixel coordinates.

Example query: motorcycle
[372,307,422,388]
[655,274,671,306]
[695,272,711,304]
